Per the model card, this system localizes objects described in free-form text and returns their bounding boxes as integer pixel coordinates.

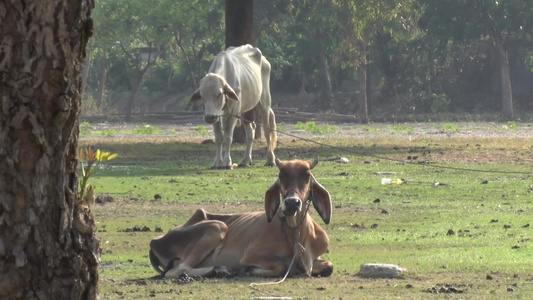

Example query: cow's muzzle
[204,114,219,124]
[282,197,301,217]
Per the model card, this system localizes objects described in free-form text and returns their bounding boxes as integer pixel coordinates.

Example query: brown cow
[149,158,333,278]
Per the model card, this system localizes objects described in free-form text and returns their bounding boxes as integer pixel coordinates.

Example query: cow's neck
[279,203,311,237]
[280,207,314,276]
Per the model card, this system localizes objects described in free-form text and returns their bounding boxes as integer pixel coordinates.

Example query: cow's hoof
[265,162,275,168]
[240,266,256,276]
[317,265,334,278]
[214,266,233,277]
[238,163,251,168]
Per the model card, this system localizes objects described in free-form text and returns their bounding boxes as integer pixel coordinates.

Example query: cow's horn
[311,157,319,169]
[275,158,282,168]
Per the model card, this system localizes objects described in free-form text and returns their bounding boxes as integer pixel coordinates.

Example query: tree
[171,0,224,92]
[288,0,340,110]
[165,0,224,103]
[94,0,171,119]
[418,0,533,121]
[335,0,414,122]
[0,0,99,299]
[226,0,255,48]
[225,0,259,142]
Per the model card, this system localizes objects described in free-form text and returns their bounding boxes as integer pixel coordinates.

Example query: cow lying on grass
[149,158,333,278]
[190,44,277,169]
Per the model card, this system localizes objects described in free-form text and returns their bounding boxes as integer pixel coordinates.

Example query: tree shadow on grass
[84,139,457,178]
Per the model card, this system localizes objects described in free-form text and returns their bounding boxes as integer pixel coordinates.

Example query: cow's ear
[310,174,332,225]
[190,88,201,102]
[224,84,239,101]
[264,180,281,223]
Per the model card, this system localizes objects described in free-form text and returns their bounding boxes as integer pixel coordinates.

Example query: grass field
[80,121,533,299]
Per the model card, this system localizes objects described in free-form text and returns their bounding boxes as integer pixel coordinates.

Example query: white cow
[190,45,277,169]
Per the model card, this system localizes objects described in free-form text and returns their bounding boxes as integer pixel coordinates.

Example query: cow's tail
[268,108,277,152]
[149,249,165,275]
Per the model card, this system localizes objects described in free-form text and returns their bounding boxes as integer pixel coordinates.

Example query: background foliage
[84,0,533,119]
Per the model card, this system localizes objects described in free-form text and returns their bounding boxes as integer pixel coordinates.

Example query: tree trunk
[125,77,141,120]
[97,50,108,109]
[125,91,136,120]
[225,0,256,143]
[359,49,369,123]
[316,28,334,110]
[124,46,163,120]
[366,52,372,117]
[0,1,99,299]
[175,32,198,91]
[82,51,92,96]
[225,0,255,49]
[491,32,514,121]
[298,67,308,98]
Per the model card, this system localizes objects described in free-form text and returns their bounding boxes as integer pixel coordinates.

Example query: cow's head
[190,73,239,124]
[265,158,332,225]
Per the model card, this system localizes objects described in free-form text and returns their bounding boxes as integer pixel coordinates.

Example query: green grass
[80,123,165,136]
[361,125,381,133]
[294,121,339,134]
[194,124,210,135]
[435,122,460,133]
[133,123,159,135]
[391,125,415,134]
[83,130,533,299]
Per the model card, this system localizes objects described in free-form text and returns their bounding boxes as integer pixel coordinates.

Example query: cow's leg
[239,112,255,167]
[311,259,334,277]
[163,220,229,278]
[258,106,277,167]
[220,115,237,169]
[259,57,277,167]
[150,209,224,275]
[212,121,224,169]
[239,251,288,277]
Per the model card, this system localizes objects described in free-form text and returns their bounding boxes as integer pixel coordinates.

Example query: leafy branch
[79,147,118,206]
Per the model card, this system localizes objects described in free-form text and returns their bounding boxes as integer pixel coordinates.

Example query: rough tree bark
[0,0,99,299]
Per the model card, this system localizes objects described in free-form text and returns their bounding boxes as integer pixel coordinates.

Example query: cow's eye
[302,170,311,179]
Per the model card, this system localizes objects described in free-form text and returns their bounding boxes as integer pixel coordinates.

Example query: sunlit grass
[82,125,533,299]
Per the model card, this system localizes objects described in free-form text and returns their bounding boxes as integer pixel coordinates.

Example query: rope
[249,199,311,287]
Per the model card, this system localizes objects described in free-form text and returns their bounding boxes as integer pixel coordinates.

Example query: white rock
[337,157,349,164]
[360,263,407,278]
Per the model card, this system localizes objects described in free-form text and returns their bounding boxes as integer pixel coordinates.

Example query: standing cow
[190,45,277,169]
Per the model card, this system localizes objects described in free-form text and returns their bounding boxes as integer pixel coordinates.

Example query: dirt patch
[424,283,468,294]
[80,122,533,165]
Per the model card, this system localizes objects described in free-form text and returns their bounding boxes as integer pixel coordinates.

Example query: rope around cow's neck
[249,199,311,287]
